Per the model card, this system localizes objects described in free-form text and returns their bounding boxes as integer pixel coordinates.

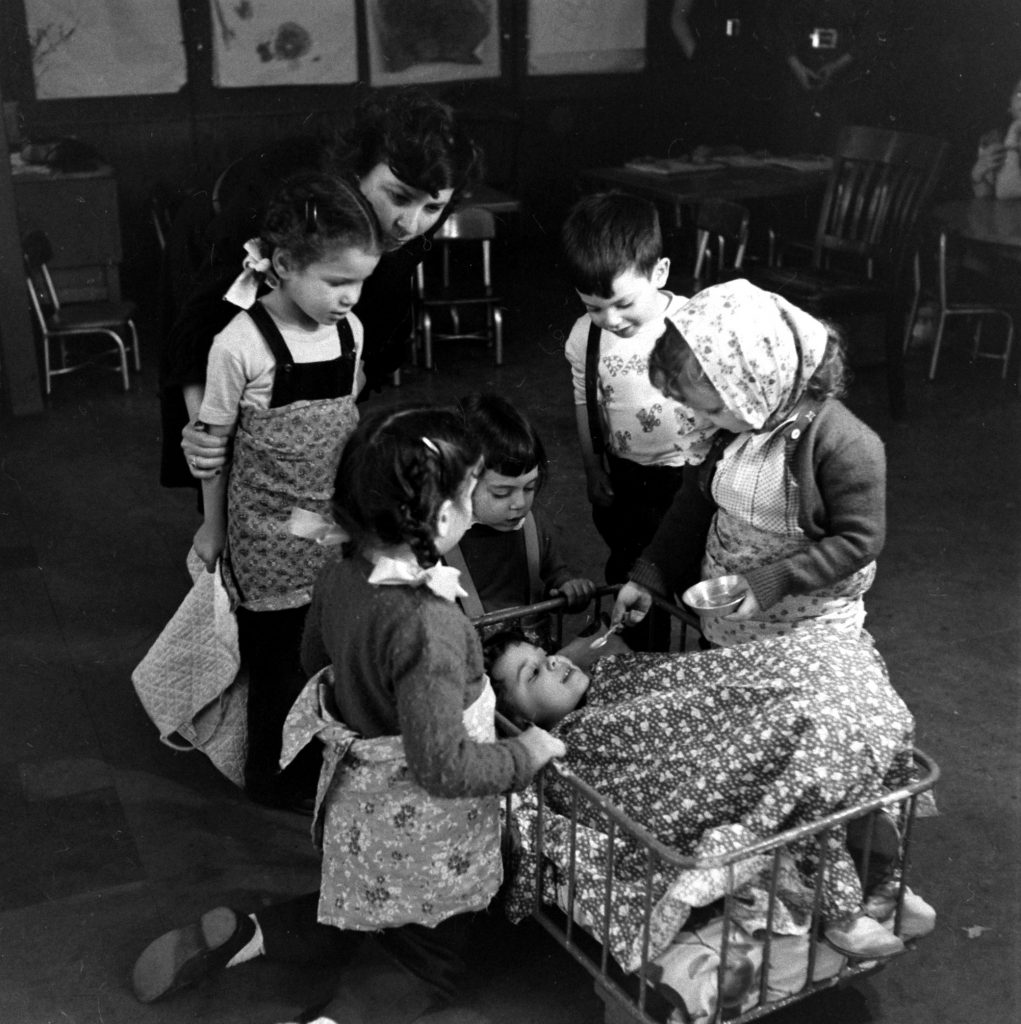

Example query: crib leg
[594,978,641,1024]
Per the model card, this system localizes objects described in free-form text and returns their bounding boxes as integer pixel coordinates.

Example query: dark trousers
[591,455,688,651]
[235,605,321,804]
[258,892,474,1004]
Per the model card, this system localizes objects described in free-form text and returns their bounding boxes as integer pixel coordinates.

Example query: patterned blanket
[504,629,916,971]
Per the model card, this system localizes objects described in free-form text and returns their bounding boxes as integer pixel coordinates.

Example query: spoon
[589,621,624,648]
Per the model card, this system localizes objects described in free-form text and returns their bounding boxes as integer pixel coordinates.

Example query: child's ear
[271,248,296,280]
[434,498,454,541]
[653,256,670,286]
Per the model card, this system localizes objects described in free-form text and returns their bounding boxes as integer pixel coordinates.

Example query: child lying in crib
[485,626,933,961]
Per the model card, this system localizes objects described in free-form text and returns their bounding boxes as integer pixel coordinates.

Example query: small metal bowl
[682,575,748,618]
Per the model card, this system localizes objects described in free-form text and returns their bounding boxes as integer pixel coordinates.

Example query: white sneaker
[824,916,906,959]
[866,885,937,939]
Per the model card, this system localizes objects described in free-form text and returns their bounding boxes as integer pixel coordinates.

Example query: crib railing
[481,593,940,1024]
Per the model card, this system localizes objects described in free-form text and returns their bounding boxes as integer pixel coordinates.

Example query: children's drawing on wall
[366,0,499,86]
[527,0,647,76]
[211,0,357,88]
[25,0,185,98]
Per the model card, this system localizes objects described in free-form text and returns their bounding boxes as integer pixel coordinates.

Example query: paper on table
[764,155,833,172]
[625,156,725,175]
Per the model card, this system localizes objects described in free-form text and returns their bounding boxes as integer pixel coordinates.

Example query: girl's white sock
[226,914,264,967]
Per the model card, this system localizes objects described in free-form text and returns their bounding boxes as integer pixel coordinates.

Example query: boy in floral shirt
[562,192,714,645]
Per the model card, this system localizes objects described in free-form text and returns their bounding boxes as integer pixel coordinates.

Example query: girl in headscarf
[612,279,885,647]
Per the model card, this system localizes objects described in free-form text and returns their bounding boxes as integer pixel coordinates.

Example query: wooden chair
[22,230,140,394]
[907,227,1015,381]
[667,198,750,296]
[743,126,949,418]
[412,206,504,370]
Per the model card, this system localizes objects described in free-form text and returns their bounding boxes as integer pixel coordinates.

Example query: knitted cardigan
[629,398,886,611]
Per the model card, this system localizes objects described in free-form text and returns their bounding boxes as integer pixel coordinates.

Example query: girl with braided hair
[132,403,564,1019]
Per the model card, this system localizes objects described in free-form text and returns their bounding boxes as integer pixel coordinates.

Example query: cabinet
[12,165,122,302]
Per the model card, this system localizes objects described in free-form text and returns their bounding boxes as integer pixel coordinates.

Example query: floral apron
[222,303,359,612]
[702,429,875,646]
[280,667,503,930]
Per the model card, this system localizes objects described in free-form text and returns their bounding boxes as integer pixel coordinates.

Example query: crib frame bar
[483,594,939,1024]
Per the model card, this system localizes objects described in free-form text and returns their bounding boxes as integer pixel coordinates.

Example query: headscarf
[667,279,829,429]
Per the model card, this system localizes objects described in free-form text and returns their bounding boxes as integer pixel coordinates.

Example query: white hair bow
[368,556,468,603]
[223,238,280,309]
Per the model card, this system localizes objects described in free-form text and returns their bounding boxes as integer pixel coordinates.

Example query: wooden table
[931,197,1021,254]
[578,161,830,229]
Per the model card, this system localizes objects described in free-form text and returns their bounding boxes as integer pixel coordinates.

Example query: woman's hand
[611,581,652,627]
[517,725,567,771]
[552,577,598,610]
[181,421,230,480]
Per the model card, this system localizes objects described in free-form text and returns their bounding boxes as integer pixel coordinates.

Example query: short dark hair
[560,191,662,297]
[482,628,534,725]
[330,87,482,200]
[457,392,548,488]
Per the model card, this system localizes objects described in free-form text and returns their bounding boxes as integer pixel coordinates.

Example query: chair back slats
[813,127,948,281]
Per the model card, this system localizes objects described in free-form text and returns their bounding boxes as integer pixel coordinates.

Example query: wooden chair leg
[493,306,504,365]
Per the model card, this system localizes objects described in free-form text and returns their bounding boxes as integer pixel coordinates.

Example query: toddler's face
[472,467,539,532]
[490,641,589,728]
[576,260,669,339]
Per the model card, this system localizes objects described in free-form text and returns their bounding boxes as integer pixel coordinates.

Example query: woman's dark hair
[648,318,850,407]
[261,170,383,269]
[560,191,663,298]
[457,392,548,489]
[329,87,482,200]
[331,403,482,568]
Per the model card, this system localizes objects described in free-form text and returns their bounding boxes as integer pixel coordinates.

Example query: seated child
[486,626,931,960]
[446,392,596,647]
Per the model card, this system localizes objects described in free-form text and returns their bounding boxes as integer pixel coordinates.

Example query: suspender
[443,543,484,620]
[585,321,605,459]
[245,302,355,408]
[446,513,543,620]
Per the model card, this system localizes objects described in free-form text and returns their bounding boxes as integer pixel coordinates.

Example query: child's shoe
[131,906,256,1003]
[823,915,906,959]
[865,884,937,939]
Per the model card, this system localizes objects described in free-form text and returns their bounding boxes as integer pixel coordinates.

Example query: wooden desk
[931,197,1021,253]
[578,162,829,229]
[12,164,122,301]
